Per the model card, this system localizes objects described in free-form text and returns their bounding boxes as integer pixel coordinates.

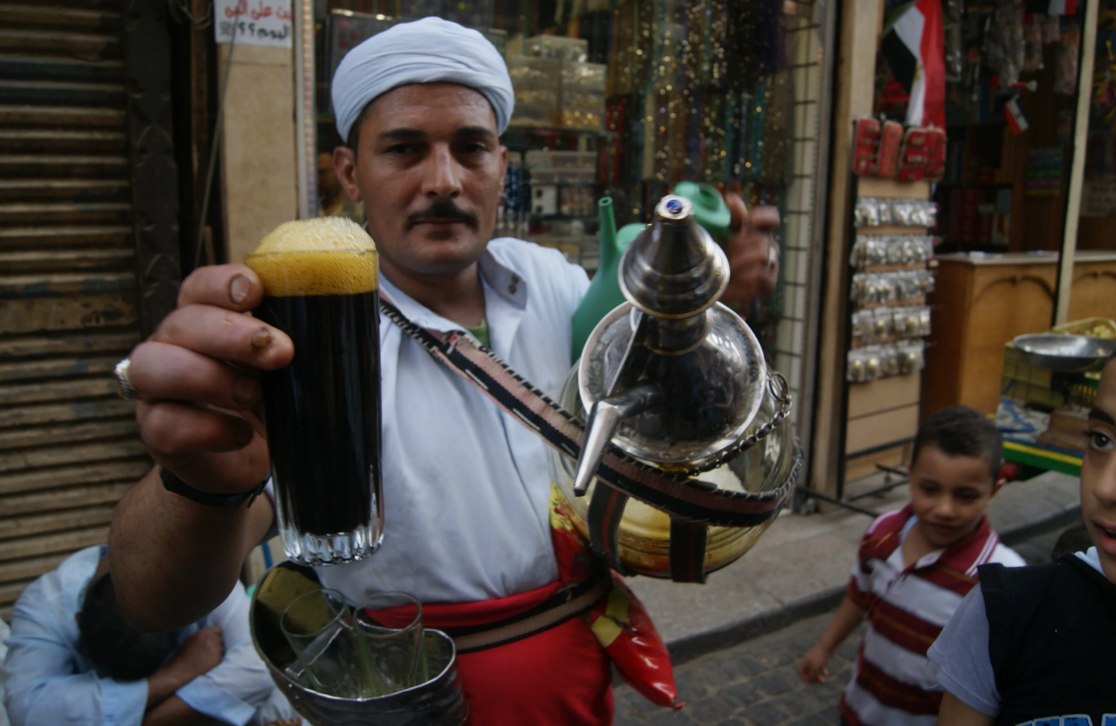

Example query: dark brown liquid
[256,291,381,536]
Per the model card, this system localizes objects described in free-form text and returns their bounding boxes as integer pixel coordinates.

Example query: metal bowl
[1012,334,1116,373]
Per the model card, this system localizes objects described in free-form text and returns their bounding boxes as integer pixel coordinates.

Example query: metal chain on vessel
[680,372,793,478]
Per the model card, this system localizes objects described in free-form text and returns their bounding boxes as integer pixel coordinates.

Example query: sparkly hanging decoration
[708,0,728,91]
[756,69,793,186]
[682,0,703,179]
[648,0,688,184]
[523,0,796,222]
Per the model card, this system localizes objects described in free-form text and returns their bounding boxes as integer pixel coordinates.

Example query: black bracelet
[159,467,268,508]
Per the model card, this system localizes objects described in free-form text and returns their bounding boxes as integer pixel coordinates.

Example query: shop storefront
[925,0,1114,480]
[808,0,1114,505]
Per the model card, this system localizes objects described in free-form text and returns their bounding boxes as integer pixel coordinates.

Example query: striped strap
[446,576,611,654]
[587,480,630,575]
[378,296,796,530]
[669,520,710,584]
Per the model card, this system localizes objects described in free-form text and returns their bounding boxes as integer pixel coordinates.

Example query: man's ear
[990,477,1006,498]
[333,146,362,203]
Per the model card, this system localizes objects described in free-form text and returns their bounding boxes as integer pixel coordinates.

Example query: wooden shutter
[0,0,161,618]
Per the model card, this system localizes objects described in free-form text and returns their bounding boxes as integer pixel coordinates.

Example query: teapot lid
[618,195,729,320]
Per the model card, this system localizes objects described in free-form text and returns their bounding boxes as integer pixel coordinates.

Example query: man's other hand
[720,192,780,311]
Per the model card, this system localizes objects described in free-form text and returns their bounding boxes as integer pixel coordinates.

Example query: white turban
[331,17,515,143]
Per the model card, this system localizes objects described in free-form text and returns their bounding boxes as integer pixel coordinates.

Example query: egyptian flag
[881,0,946,129]
[1005,94,1030,135]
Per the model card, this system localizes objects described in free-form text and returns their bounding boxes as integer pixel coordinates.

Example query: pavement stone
[614,612,857,726]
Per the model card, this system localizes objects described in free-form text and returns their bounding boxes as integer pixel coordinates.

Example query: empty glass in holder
[280,588,368,698]
[355,592,429,695]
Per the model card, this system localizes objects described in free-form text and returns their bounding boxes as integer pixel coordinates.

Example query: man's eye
[386,144,416,154]
[955,492,978,502]
[1087,429,1114,452]
[460,142,487,153]
[919,484,937,495]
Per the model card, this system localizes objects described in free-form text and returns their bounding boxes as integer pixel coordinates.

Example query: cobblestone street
[613,526,1063,726]
[614,612,859,726]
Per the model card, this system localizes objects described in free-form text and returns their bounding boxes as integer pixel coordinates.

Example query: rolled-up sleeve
[4,587,147,726]
[174,584,279,726]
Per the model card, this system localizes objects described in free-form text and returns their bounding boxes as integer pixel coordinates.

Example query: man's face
[1082,357,1116,582]
[908,446,1000,549]
[333,83,507,278]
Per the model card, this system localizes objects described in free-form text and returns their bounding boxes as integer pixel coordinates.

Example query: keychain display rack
[810,175,938,514]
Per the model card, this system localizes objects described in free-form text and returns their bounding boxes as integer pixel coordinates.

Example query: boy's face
[1081,357,1116,583]
[909,446,1002,549]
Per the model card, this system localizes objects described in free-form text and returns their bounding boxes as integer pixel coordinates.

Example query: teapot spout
[573,383,664,496]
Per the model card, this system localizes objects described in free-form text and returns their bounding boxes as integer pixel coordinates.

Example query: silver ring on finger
[114,358,141,401]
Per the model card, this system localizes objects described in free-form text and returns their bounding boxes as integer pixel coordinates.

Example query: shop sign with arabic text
[215,0,292,48]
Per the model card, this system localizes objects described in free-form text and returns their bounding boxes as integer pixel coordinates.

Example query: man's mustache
[407,201,477,228]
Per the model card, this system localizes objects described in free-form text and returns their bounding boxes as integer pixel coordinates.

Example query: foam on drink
[247,217,378,297]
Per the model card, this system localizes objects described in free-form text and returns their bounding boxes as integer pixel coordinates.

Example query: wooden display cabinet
[924,251,1116,417]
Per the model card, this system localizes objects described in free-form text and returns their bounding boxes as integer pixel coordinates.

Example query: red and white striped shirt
[839,505,1024,726]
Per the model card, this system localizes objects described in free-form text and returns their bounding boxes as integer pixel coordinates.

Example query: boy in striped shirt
[797,406,1024,726]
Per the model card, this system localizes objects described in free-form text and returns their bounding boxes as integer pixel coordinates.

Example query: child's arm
[797,593,865,684]
[937,692,994,726]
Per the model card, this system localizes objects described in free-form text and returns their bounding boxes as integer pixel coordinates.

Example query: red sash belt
[372,581,614,726]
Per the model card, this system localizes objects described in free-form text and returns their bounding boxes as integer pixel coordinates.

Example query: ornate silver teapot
[553,195,800,582]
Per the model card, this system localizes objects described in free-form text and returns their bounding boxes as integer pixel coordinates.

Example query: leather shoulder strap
[378,295,801,582]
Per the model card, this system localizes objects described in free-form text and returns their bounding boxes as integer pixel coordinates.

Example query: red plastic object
[549,489,681,710]
[585,573,683,709]
[854,118,881,175]
[877,121,904,178]
[924,127,947,180]
[898,127,931,182]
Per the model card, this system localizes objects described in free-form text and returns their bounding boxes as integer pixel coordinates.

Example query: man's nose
[422,144,463,198]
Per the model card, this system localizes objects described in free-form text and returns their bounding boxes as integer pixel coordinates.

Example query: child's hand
[797,644,831,685]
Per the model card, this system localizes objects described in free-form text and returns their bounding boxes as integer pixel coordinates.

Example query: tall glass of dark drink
[245,217,383,565]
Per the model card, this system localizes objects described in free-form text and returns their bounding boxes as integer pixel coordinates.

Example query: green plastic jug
[673,181,731,242]
[569,187,728,362]
[570,197,643,362]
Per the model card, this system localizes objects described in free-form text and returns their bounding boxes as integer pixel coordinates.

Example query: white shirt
[3,546,293,726]
[0,618,10,726]
[276,238,590,605]
[843,514,1025,726]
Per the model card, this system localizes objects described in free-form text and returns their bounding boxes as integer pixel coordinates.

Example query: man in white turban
[108,16,782,726]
